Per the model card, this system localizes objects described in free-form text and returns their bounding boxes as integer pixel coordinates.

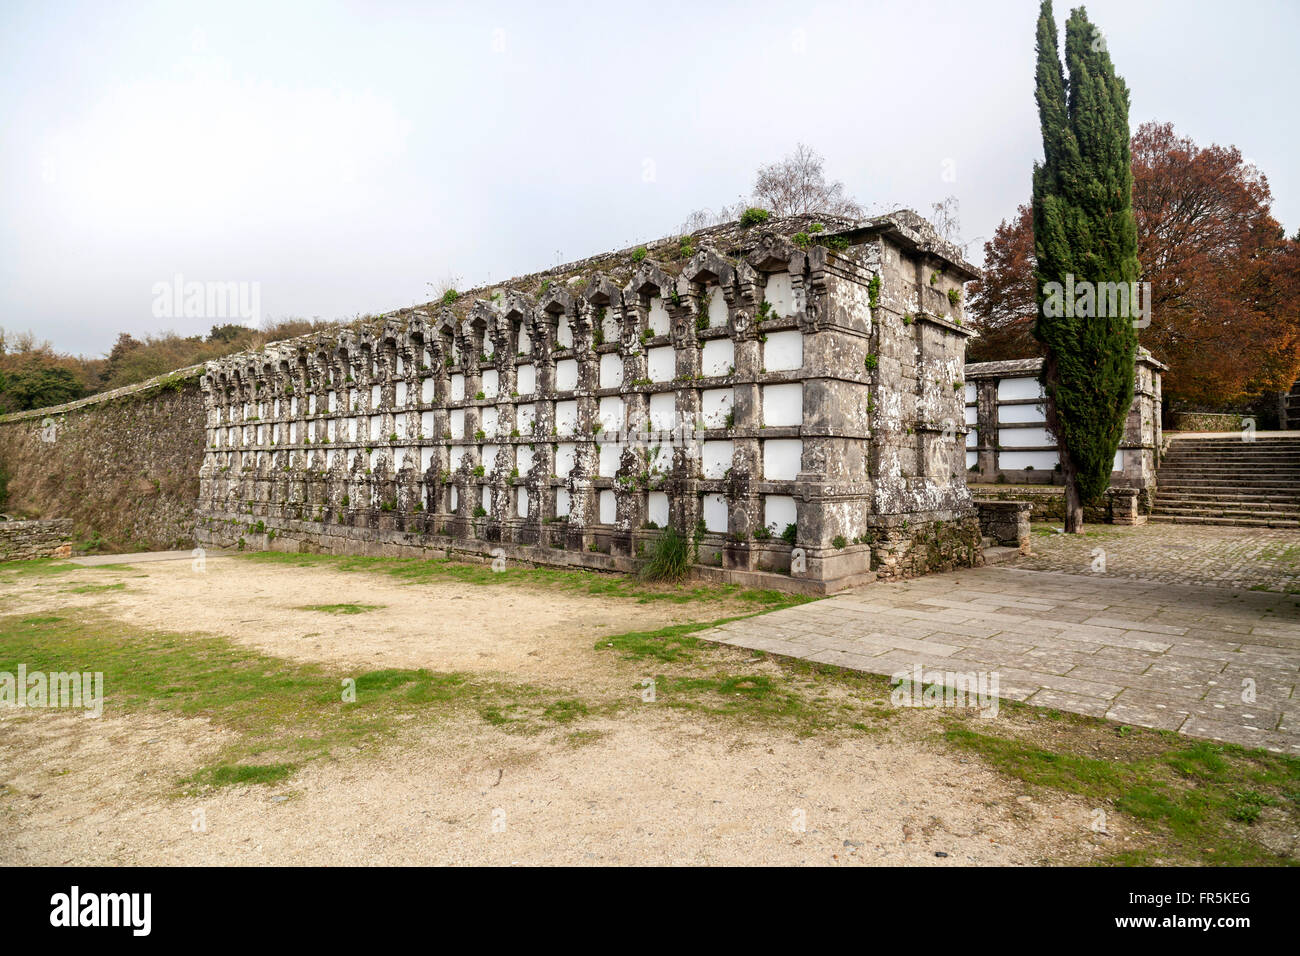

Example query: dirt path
[0,556,1128,865]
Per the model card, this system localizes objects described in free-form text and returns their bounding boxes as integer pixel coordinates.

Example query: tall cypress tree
[1031,2,1140,532]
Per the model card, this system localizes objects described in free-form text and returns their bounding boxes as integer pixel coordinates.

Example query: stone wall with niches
[195,212,982,592]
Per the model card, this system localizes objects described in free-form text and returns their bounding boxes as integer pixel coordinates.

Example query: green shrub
[739,207,770,227]
[640,526,690,582]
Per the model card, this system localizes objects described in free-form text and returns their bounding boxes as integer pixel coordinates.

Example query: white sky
[3,0,1297,356]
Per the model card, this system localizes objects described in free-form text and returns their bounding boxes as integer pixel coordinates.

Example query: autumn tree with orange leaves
[967,121,1300,411]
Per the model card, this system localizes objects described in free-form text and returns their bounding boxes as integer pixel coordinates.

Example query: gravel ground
[0,556,1131,866]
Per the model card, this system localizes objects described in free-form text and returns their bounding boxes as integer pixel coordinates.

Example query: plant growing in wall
[739,207,770,228]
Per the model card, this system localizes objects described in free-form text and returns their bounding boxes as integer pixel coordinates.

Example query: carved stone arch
[356,328,378,381]
[745,232,802,273]
[502,291,538,357]
[431,312,457,365]
[582,274,624,346]
[538,284,576,318]
[623,260,673,300]
[622,260,674,345]
[311,339,332,385]
[582,274,622,307]
[405,325,428,375]
[538,287,577,353]
[467,300,502,358]
[682,249,736,289]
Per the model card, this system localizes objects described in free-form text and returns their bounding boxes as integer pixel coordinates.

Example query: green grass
[0,611,599,794]
[296,602,383,615]
[61,582,127,594]
[0,559,90,577]
[237,550,815,609]
[596,616,898,735]
[943,722,1300,865]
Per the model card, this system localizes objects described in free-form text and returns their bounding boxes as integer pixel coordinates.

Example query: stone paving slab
[703,565,1300,754]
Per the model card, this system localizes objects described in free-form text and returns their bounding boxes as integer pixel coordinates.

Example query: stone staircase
[1151,434,1300,528]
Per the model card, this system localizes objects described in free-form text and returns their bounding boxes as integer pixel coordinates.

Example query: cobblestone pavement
[1011,522,1300,593]
[700,566,1300,753]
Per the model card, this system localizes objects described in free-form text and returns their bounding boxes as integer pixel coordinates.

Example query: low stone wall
[0,518,73,561]
[0,370,207,551]
[1172,411,1244,432]
[976,501,1030,552]
[970,485,1138,524]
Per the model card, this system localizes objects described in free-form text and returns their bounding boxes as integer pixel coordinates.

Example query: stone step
[1151,505,1300,522]
[1168,436,1300,443]
[1157,479,1300,489]
[1162,456,1300,464]
[1159,494,1300,509]
[1163,460,1299,466]
[1159,469,1300,478]
[1155,495,1300,510]
[1148,514,1300,528]
[1161,454,1300,462]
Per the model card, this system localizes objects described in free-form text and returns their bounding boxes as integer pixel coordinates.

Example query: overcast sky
[3,0,1297,356]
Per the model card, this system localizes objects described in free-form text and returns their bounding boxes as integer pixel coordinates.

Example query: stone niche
[195,210,982,593]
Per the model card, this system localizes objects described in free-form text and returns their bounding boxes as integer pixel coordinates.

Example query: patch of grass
[296,602,383,615]
[599,619,722,663]
[542,699,588,723]
[186,763,296,789]
[61,582,127,594]
[237,550,813,610]
[0,559,90,577]
[943,724,1300,865]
